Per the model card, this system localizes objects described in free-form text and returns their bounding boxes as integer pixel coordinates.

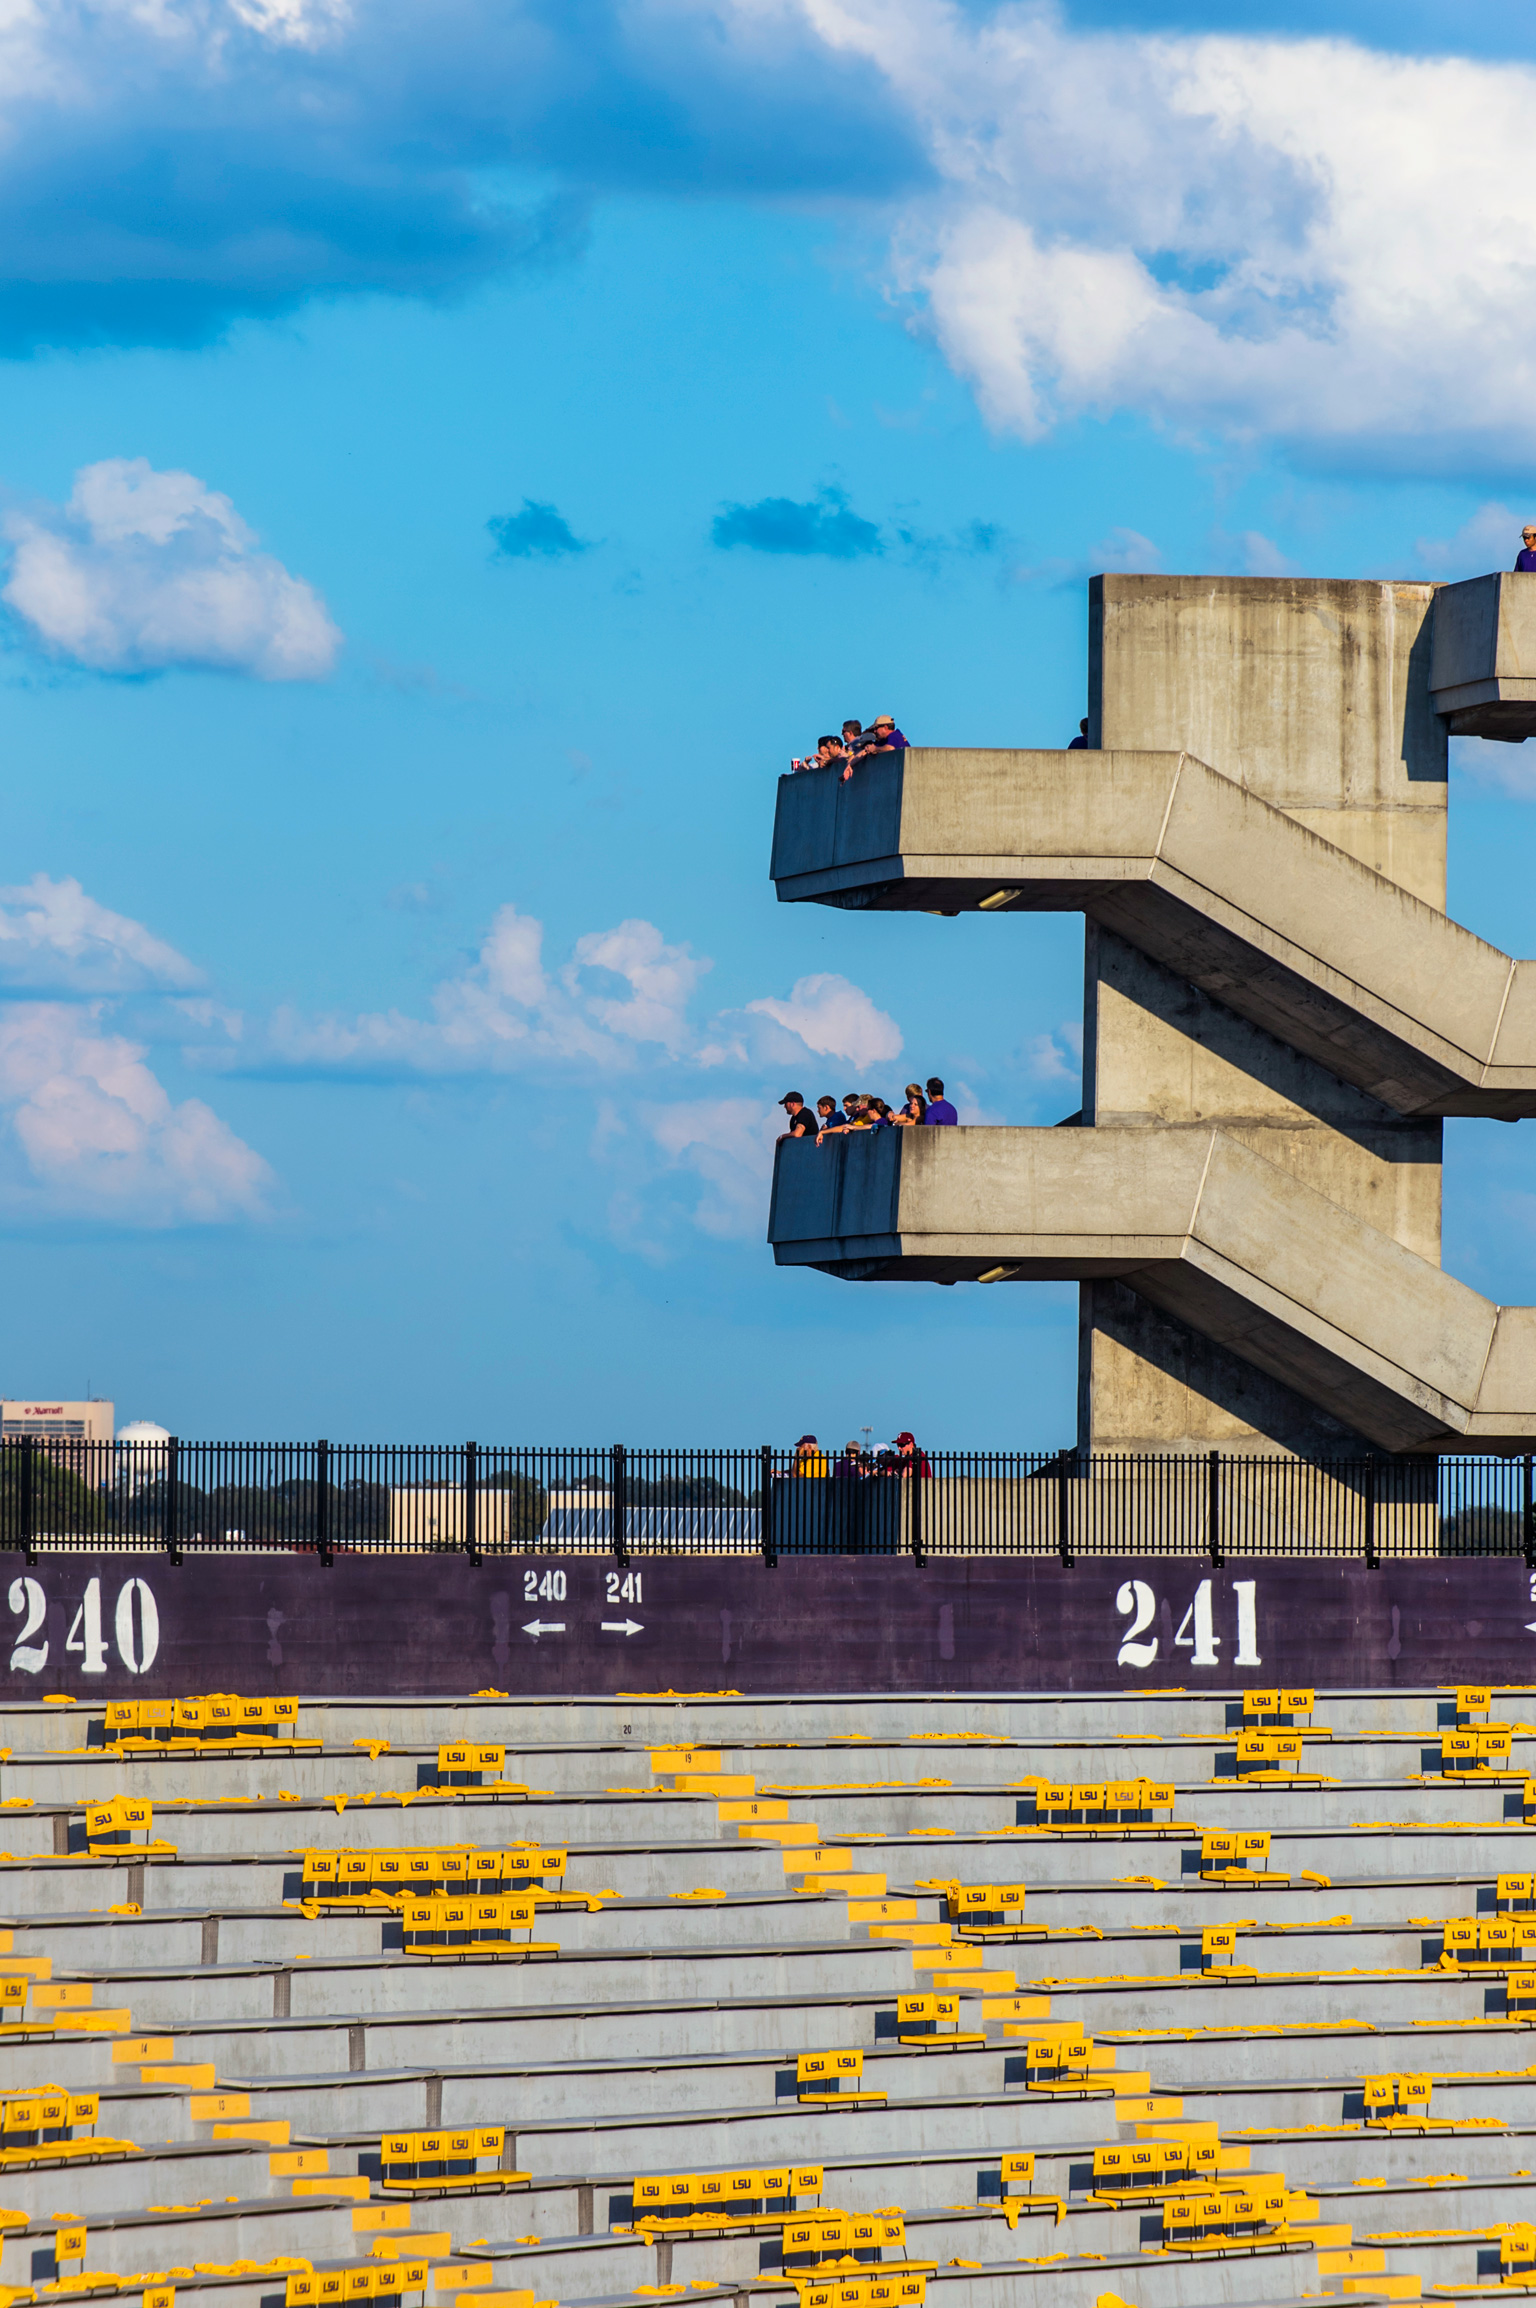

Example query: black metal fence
[1,1436,1534,1565]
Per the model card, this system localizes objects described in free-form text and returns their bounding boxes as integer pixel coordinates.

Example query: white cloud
[1418,501,1529,579]
[1451,734,1536,800]
[248,905,686,1074]
[565,920,710,1056]
[1091,527,1162,575]
[744,972,902,1068]
[1025,1028,1078,1084]
[0,1001,271,1222]
[1234,530,1294,578]
[646,1099,782,1238]
[206,908,904,1083]
[774,0,1536,463]
[0,873,202,992]
[3,458,340,679]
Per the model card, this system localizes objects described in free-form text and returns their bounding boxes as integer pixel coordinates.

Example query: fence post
[464,1440,481,1566]
[162,1436,181,1566]
[19,1435,36,1566]
[760,1446,777,1569]
[1057,1449,1074,1569]
[1525,1456,1534,1570]
[910,1464,925,1568]
[1363,1457,1378,1570]
[611,1443,629,1569]
[315,1439,332,1569]
[1207,1450,1223,1569]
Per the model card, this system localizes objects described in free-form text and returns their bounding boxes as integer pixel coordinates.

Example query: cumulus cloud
[1418,501,1530,578]
[784,0,1536,465]
[489,500,593,560]
[7,4,1536,466]
[3,459,340,678]
[0,1001,271,1223]
[645,1099,781,1238]
[193,905,904,1089]
[712,488,882,559]
[565,921,711,1055]
[0,1,911,354]
[214,904,709,1074]
[743,973,902,1068]
[0,874,202,993]
[1025,1029,1077,1085]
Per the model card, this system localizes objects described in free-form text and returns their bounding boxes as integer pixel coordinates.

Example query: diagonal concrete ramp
[768,1126,1536,1453]
[770,748,1536,1118]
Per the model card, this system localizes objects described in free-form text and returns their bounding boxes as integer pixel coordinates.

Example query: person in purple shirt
[842,714,908,780]
[1517,527,1536,573]
[923,1075,958,1125]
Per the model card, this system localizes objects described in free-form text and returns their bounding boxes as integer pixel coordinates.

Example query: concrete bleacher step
[3,1680,1532,2308]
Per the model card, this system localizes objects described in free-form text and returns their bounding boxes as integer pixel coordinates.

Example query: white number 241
[1115,1576,1259,1669]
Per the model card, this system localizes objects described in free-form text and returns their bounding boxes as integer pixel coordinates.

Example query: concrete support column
[1080,575,1448,1456]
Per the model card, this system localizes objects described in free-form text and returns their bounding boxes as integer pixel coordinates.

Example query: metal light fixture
[977,889,1022,911]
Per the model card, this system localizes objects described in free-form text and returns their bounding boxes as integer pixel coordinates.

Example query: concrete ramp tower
[767,573,1536,1457]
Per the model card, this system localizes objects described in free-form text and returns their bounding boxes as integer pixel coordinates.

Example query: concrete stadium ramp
[768,1126,1536,1452]
[770,748,1536,1119]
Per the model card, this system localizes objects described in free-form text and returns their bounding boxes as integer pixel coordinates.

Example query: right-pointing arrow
[601,1618,644,1636]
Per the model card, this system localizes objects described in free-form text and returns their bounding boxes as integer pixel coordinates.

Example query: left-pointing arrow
[600,1618,644,1636]
[523,1619,567,1638]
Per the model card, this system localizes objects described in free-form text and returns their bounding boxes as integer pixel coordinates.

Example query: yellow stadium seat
[399,1897,559,1959]
[1363,2073,1434,2127]
[1440,1726,1514,1774]
[631,2164,822,2231]
[0,2088,135,2169]
[1019,1778,1177,1830]
[1232,1729,1327,1781]
[1199,1830,1284,1884]
[895,1993,985,2050]
[1201,1925,1256,1977]
[942,1884,1028,1938]
[795,2051,886,2106]
[1500,2226,1536,2278]
[433,1745,527,1793]
[380,2128,527,2193]
[84,1795,176,1856]
[1241,1688,1315,1727]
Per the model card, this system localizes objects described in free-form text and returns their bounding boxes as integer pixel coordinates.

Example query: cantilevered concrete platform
[768,1125,1536,1453]
[770,747,1536,1121]
[768,571,1536,1457]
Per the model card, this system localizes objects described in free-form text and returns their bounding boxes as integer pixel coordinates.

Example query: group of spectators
[792,1432,932,1478]
[791,714,908,782]
[777,1078,958,1141]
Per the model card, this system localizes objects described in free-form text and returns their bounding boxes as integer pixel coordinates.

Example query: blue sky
[4,0,1536,1447]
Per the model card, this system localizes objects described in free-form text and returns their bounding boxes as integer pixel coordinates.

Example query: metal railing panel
[3,1438,1532,1560]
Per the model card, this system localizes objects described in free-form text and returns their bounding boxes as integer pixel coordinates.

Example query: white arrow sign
[522,1619,566,1639]
[601,1618,644,1636]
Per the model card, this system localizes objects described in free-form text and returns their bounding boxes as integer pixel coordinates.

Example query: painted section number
[8,1574,160,1677]
[1115,1575,1260,1670]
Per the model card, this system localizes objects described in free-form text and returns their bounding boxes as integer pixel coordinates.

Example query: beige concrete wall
[1080,924,1443,1454]
[1084,575,1449,1457]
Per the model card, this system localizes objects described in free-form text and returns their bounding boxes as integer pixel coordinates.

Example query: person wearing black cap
[777,1093,817,1141]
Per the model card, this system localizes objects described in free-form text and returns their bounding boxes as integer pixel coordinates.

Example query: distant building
[2,1399,114,1446]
